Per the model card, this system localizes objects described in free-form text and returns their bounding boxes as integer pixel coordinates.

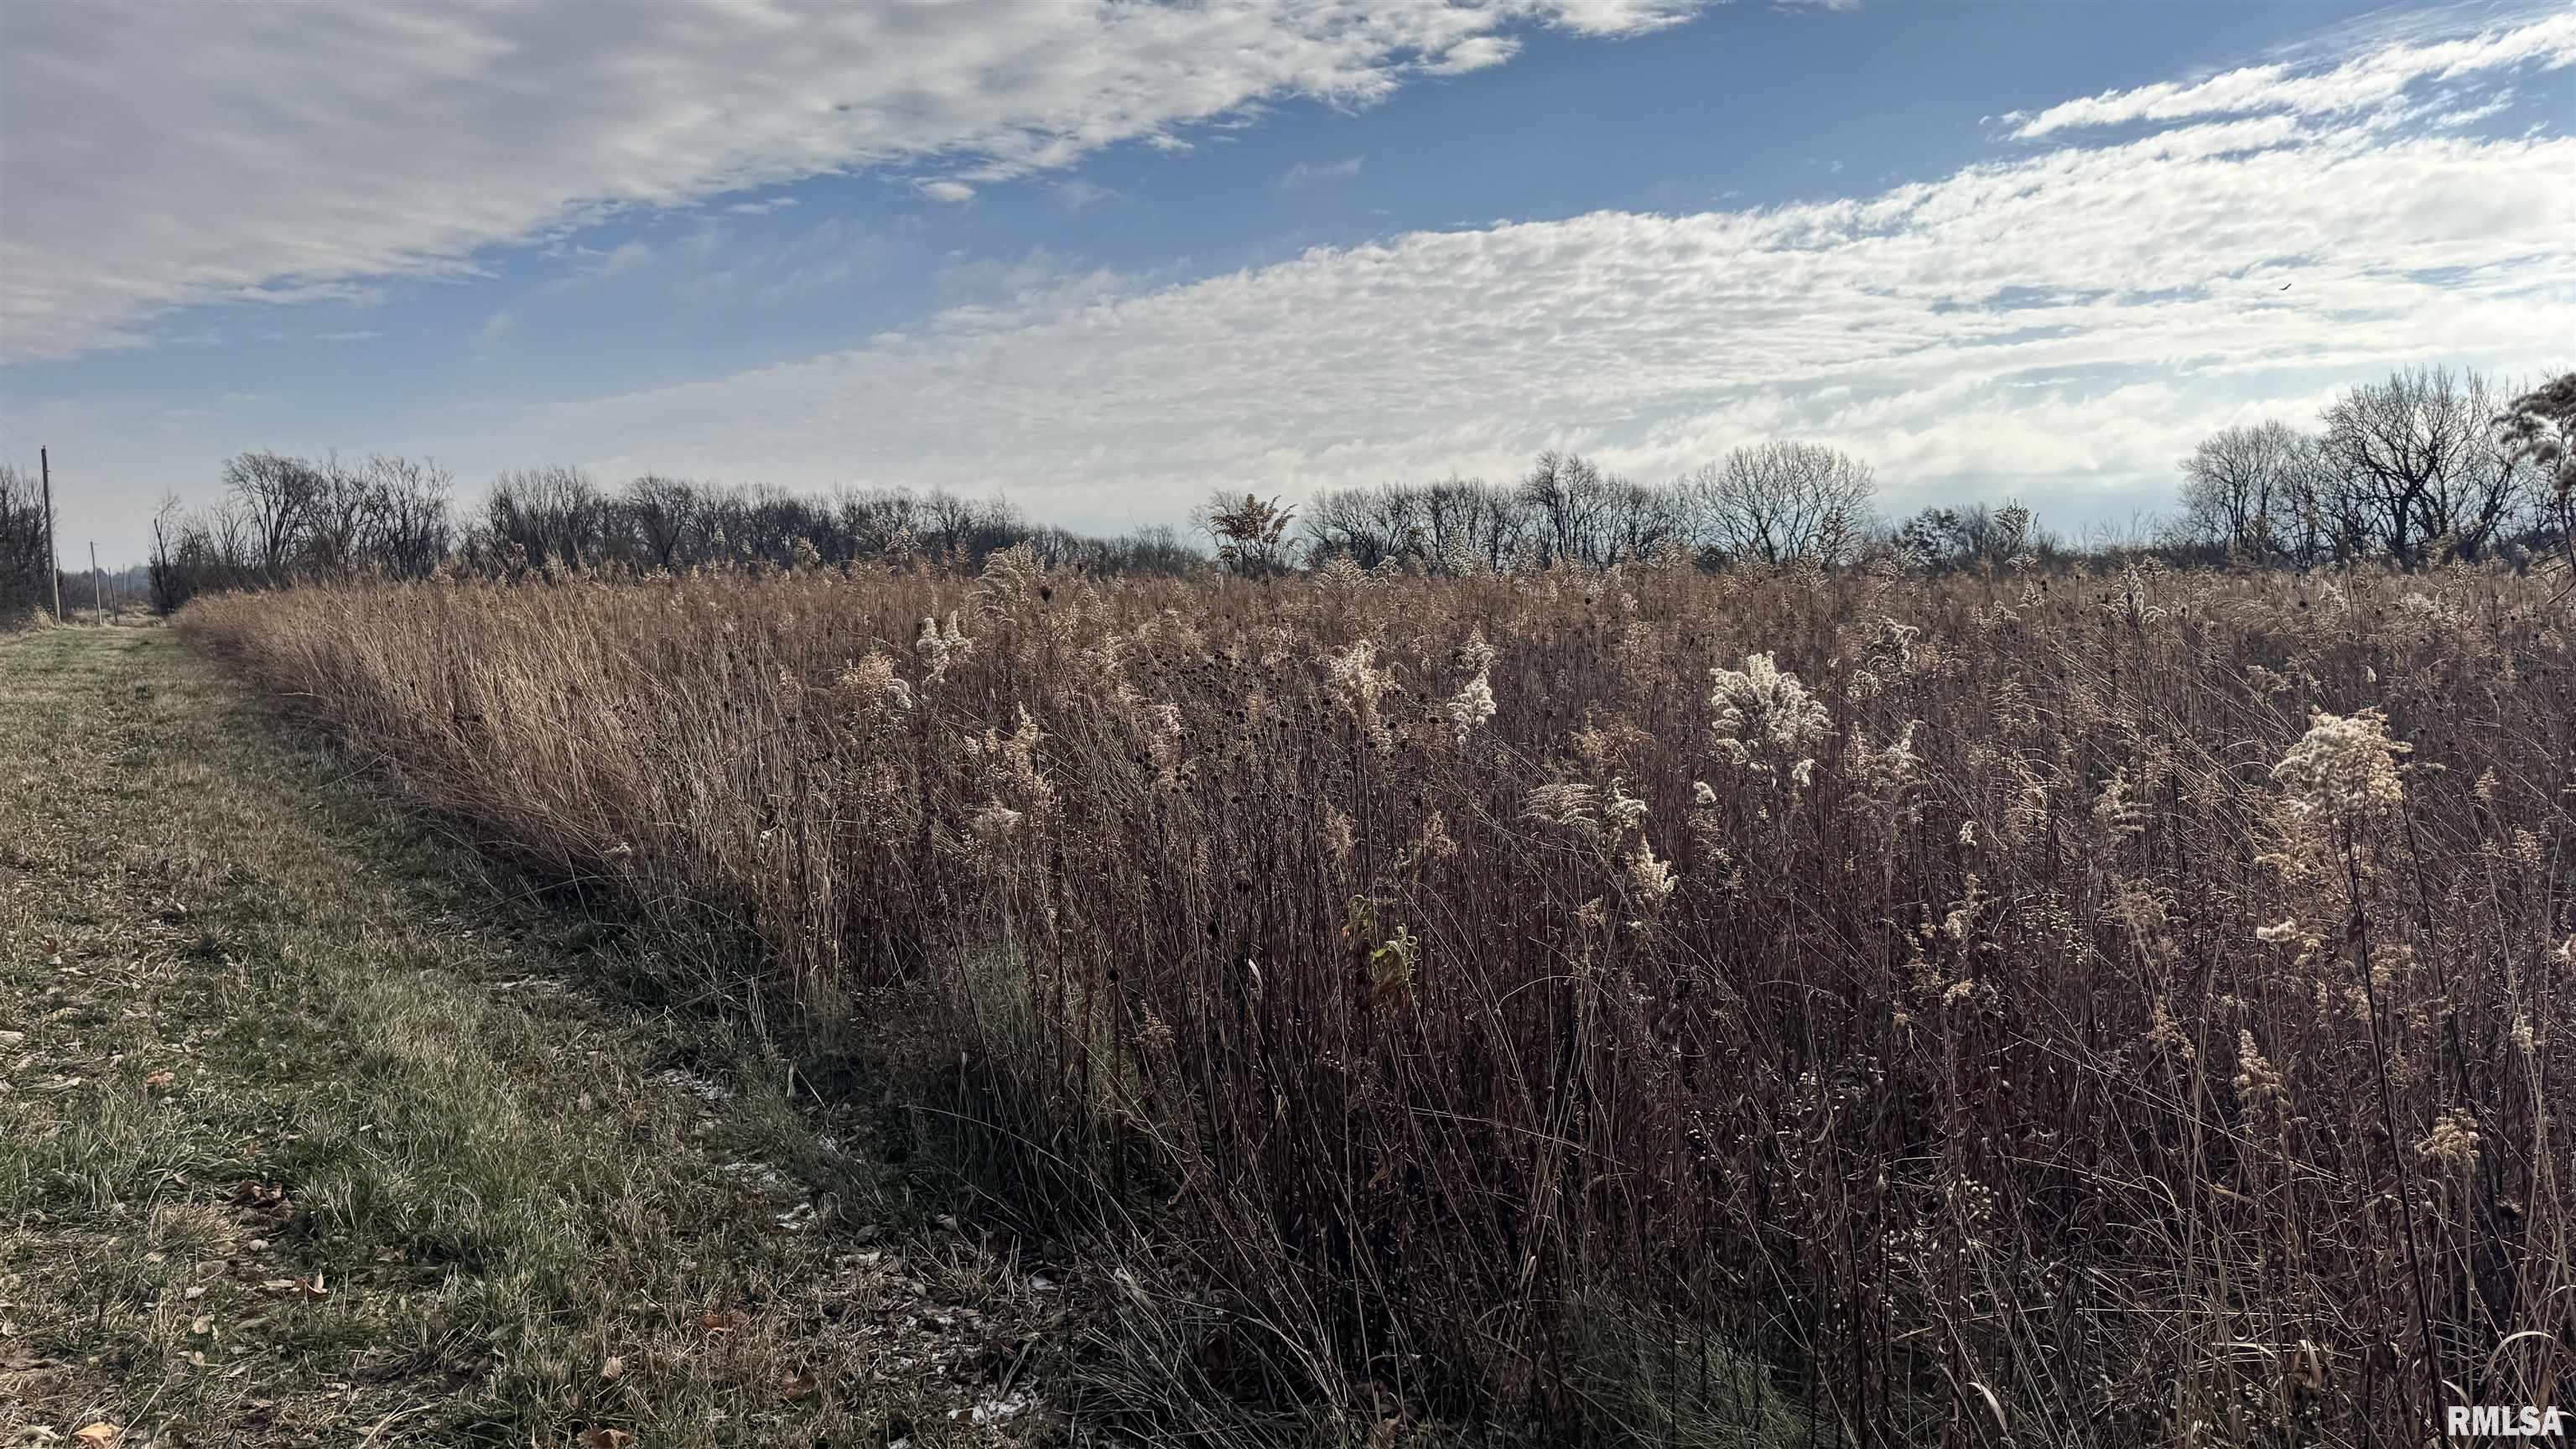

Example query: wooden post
[91,542,103,625]
[41,448,61,624]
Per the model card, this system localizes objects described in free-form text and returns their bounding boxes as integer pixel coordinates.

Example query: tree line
[1280,442,2075,577]
[39,365,2568,619]
[2175,366,2573,572]
[143,460,1202,610]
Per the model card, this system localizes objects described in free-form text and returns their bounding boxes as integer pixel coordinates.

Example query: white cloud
[1424,36,1521,75]
[918,180,979,205]
[2008,7,2576,138]
[1280,156,1367,190]
[0,0,1715,361]
[482,105,2573,531]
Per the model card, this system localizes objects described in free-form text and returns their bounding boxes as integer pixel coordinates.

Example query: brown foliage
[180,553,2576,1445]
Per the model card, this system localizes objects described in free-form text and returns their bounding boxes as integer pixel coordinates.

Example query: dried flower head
[1627,837,1678,906]
[1524,782,1599,834]
[1312,551,1369,595]
[1710,652,1831,787]
[917,612,977,683]
[2272,709,2410,832]
[1444,667,1496,743]
[2416,1107,2482,1171]
[1711,652,1832,753]
[1325,640,1396,749]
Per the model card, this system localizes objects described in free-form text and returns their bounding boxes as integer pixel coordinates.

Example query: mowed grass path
[1,627,1052,1446]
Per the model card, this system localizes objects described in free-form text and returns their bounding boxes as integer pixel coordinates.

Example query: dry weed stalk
[180,556,2576,1445]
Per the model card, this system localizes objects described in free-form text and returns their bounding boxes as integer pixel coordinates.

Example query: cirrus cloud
[2005,6,2576,138]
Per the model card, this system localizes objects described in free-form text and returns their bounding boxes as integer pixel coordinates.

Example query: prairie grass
[179,552,2576,1444]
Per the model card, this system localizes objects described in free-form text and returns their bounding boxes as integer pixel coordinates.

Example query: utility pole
[41,448,61,624]
[91,542,103,625]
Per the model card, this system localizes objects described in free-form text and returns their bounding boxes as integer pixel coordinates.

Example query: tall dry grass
[180,551,2574,1445]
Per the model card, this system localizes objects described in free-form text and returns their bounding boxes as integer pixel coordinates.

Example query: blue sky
[3,0,2571,560]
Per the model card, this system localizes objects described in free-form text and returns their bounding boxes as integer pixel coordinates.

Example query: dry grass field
[168,553,2574,1446]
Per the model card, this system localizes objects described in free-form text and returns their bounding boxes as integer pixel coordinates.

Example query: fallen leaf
[779,1370,818,1399]
[190,1314,213,1334]
[143,1071,174,1089]
[700,1308,749,1334]
[74,1423,120,1445]
[577,1430,633,1449]
[228,1181,294,1224]
[600,1354,625,1381]
[258,1275,327,1301]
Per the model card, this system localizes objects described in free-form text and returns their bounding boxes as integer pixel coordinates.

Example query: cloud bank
[491,33,2573,526]
[0,0,1707,361]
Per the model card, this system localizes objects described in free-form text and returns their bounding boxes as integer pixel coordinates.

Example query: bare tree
[486,465,607,569]
[2319,366,2528,565]
[366,455,454,577]
[1681,441,1876,564]
[619,475,701,570]
[222,450,325,584]
[302,453,378,578]
[1519,450,1644,567]
[2178,420,2324,563]
[1303,484,1422,569]
[0,464,54,619]
[1418,477,1522,570]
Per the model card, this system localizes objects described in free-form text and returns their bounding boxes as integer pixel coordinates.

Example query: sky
[2,0,2571,563]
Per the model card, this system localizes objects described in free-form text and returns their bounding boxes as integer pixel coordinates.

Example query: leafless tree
[2178,420,2328,563]
[366,455,454,577]
[301,454,379,578]
[1519,450,1613,566]
[1303,484,1422,568]
[222,450,325,584]
[1680,441,1876,565]
[0,463,54,617]
[619,475,701,570]
[1418,478,1523,570]
[834,486,922,558]
[486,465,608,569]
[2319,366,2529,565]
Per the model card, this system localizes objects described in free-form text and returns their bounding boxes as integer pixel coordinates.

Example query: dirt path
[1,627,1055,1447]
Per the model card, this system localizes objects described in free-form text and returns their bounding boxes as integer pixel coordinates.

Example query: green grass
[0,627,1056,1446]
